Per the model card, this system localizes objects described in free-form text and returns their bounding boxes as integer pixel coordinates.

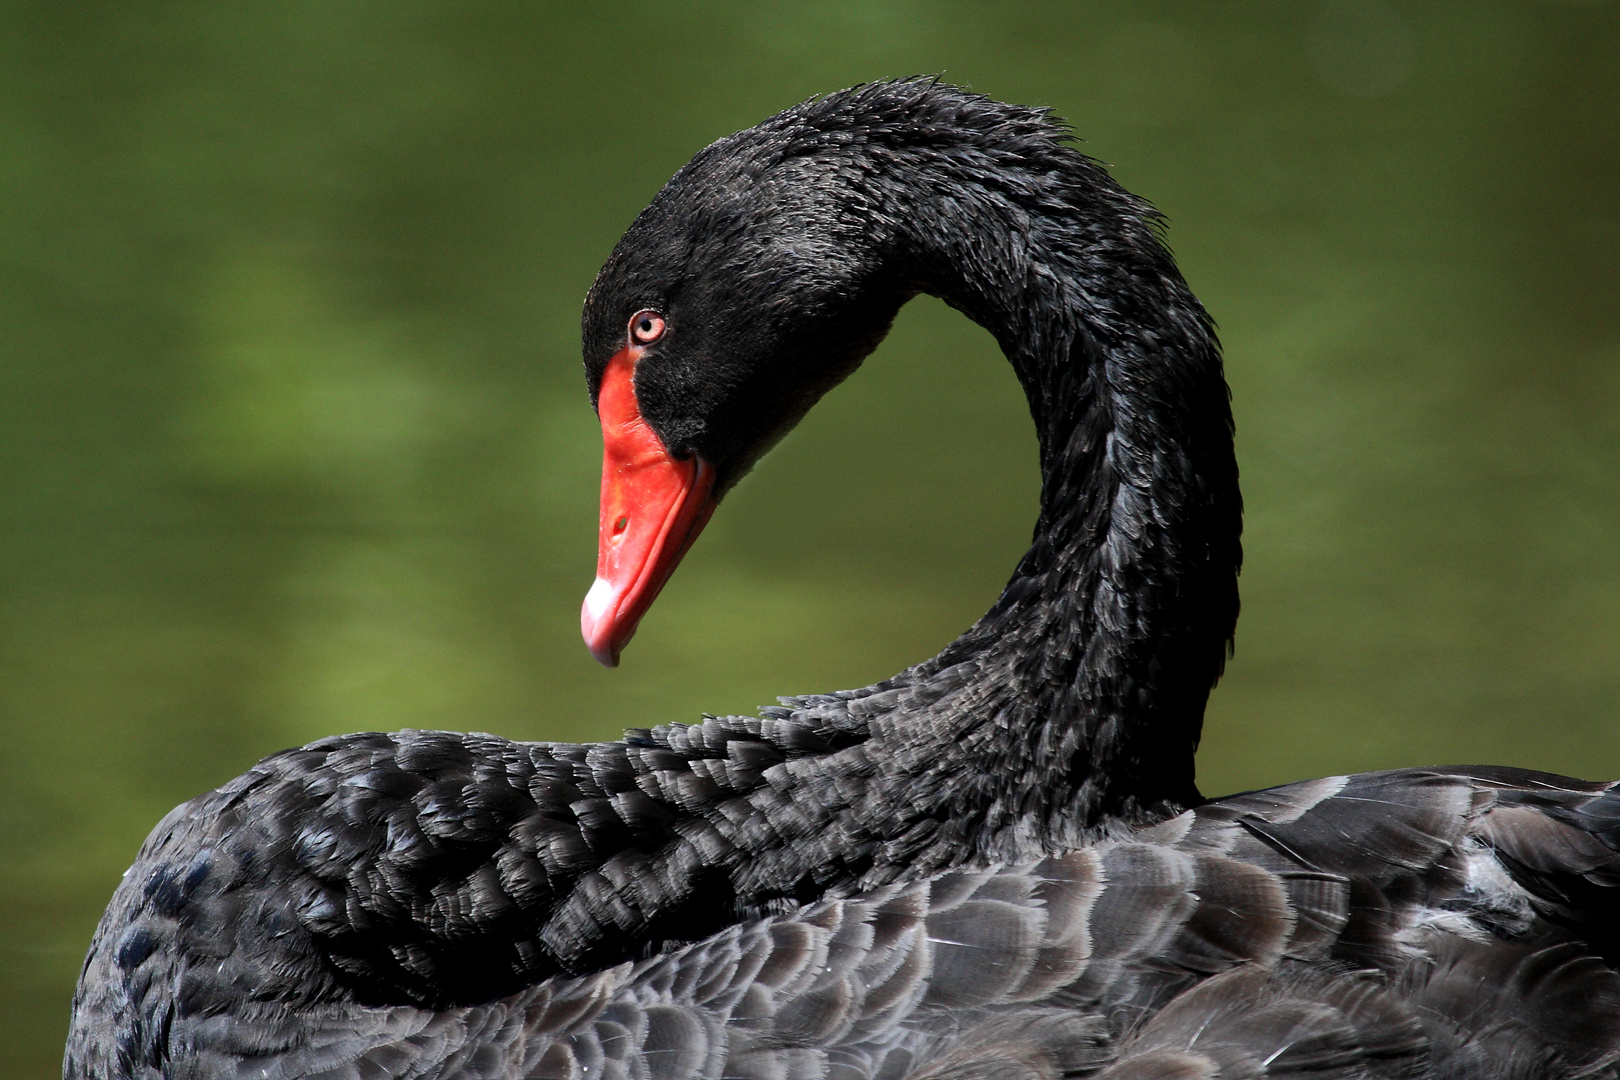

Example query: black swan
[67,80,1620,1079]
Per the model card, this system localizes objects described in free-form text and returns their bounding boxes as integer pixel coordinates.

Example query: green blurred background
[3,0,1618,1073]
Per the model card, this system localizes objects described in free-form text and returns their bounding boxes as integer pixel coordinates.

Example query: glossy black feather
[68,769,1620,1078]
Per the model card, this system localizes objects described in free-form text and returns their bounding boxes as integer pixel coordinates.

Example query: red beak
[581,347,719,667]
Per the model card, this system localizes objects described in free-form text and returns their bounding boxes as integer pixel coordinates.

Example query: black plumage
[69,768,1620,1078]
[65,80,1620,1078]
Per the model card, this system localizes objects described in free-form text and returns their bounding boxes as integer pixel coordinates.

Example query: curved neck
[792,155,1241,845]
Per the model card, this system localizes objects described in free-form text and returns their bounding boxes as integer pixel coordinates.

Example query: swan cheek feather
[582,346,719,667]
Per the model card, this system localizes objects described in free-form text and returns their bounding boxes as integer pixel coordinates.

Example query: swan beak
[581,349,719,667]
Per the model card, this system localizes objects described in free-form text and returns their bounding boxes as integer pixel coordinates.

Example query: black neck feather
[778,98,1241,848]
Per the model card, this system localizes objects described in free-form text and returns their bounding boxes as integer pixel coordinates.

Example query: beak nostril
[614,516,629,534]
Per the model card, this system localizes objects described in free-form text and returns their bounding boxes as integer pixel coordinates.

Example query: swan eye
[630,310,666,345]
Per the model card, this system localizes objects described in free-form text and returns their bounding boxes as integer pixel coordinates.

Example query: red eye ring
[630,310,666,345]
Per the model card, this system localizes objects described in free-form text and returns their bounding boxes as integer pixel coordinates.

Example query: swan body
[65,80,1620,1079]
[70,766,1620,1078]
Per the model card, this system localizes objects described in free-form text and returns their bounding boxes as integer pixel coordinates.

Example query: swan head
[575,86,958,665]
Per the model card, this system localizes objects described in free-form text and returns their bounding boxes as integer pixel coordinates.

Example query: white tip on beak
[581,577,621,667]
